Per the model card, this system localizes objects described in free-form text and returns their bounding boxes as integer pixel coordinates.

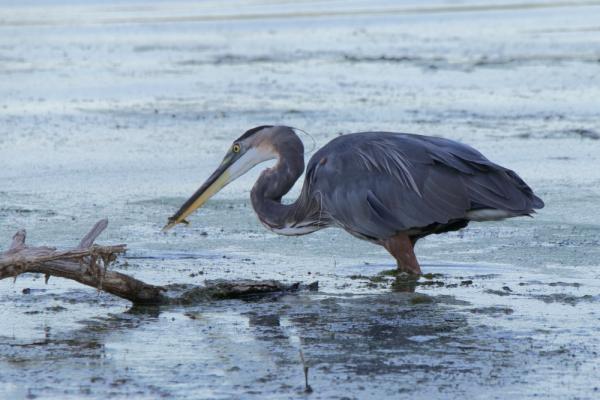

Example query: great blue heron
[163,125,544,275]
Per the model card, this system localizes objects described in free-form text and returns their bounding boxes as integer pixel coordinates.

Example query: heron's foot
[396,263,422,276]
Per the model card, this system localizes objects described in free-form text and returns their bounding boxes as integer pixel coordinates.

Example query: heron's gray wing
[305,132,543,240]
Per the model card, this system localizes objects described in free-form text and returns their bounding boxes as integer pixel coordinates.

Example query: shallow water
[1,0,600,399]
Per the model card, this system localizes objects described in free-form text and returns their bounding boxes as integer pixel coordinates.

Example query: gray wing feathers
[355,140,421,195]
[306,132,544,240]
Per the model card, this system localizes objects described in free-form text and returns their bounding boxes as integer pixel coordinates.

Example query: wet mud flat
[1,0,600,399]
[2,267,600,400]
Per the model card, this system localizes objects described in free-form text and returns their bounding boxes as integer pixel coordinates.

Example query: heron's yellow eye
[232,143,241,153]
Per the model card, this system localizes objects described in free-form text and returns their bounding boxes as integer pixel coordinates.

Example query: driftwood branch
[0,219,163,304]
[1,219,316,306]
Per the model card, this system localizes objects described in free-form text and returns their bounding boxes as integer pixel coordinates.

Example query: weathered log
[0,219,166,304]
[1,219,316,306]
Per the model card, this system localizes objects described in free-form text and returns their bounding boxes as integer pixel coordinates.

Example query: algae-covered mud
[1,0,600,399]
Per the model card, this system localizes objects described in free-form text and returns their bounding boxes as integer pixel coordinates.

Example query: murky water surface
[1,1,600,399]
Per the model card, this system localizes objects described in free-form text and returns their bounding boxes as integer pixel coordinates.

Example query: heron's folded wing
[307,133,542,240]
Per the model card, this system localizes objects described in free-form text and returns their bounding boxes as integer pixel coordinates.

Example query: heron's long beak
[162,155,236,231]
[162,147,275,231]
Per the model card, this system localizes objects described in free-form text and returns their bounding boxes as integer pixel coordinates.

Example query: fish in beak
[162,145,276,231]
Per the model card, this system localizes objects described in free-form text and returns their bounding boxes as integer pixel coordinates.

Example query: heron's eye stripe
[232,144,241,153]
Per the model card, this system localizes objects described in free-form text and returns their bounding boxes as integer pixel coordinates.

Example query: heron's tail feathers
[504,169,544,210]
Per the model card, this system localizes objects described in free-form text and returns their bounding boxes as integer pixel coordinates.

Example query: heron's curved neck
[250,135,304,229]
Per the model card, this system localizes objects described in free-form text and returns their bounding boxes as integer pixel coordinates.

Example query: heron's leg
[410,236,420,247]
[382,233,422,275]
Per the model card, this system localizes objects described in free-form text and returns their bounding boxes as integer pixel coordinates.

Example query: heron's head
[162,125,294,231]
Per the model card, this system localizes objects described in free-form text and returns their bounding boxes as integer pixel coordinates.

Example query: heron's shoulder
[308,132,430,164]
[306,132,416,178]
